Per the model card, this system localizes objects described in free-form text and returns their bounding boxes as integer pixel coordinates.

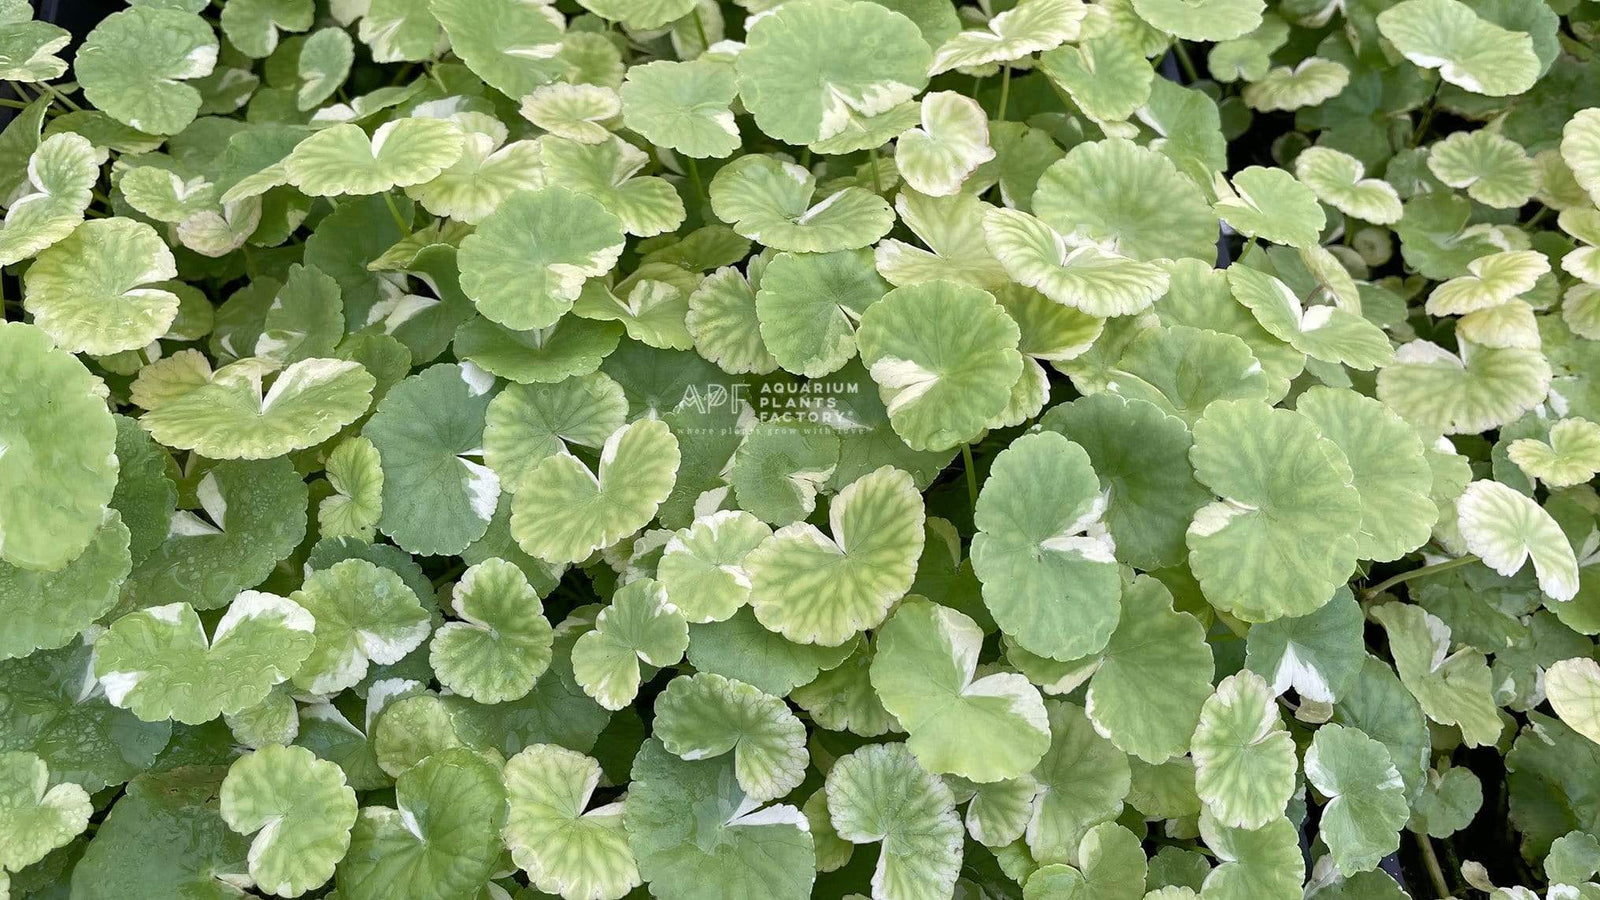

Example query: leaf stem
[382,191,410,235]
[691,7,710,52]
[1171,41,1200,83]
[867,146,883,193]
[34,81,81,113]
[0,98,29,110]
[1410,79,1442,147]
[1362,554,1479,600]
[685,155,705,210]
[961,444,980,511]
[997,65,1012,121]
[1414,831,1452,899]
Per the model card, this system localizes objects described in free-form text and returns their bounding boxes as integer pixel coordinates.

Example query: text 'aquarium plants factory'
[7,0,1600,897]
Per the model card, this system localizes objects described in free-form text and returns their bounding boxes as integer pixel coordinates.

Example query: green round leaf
[755,248,887,378]
[430,557,554,703]
[1084,575,1214,764]
[75,7,218,135]
[746,466,925,646]
[94,594,316,725]
[0,322,119,572]
[825,742,963,899]
[363,362,500,556]
[1032,138,1217,263]
[0,751,91,873]
[430,0,566,98]
[337,749,506,900]
[1296,387,1435,563]
[983,207,1171,317]
[1191,671,1296,829]
[972,431,1121,661]
[1457,479,1579,602]
[140,357,375,460]
[285,118,463,197]
[871,597,1050,782]
[1212,167,1325,250]
[1376,340,1550,435]
[856,280,1023,452]
[1187,400,1361,622]
[24,217,178,356]
[289,559,431,695]
[572,578,688,710]
[1131,0,1263,41]
[929,0,1086,74]
[1294,147,1402,225]
[654,672,807,801]
[220,743,357,898]
[0,132,101,267]
[625,739,815,900]
[510,418,680,565]
[709,154,894,253]
[620,59,740,159]
[1376,0,1539,96]
[504,743,640,900]
[0,510,130,660]
[1304,724,1409,876]
[459,186,626,331]
[735,0,931,146]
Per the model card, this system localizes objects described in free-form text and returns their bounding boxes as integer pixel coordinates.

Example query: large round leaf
[1191,671,1296,829]
[871,597,1051,782]
[624,739,815,900]
[708,154,894,253]
[1083,576,1214,764]
[1376,340,1550,435]
[0,322,119,572]
[735,0,931,146]
[289,559,431,695]
[429,0,566,99]
[825,742,963,899]
[1375,0,1539,96]
[1041,393,1208,570]
[654,672,807,802]
[140,357,374,460]
[220,744,357,898]
[24,217,178,356]
[429,557,554,703]
[620,59,741,159]
[983,207,1171,317]
[504,744,640,900]
[745,466,924,646]
[94,594,315,725]
[1304,724,1409,876]
[1296,387,1435,563]
[755,248,887,378]
[363,363,500,556]
[1187,400,1361,622]
[856,281,1023,452]
[1032,138,1217,263]
[510,419,680,565]
[972,431,1121,662]
[75,7,218,135]
[285,118,463,197]
[458,186,626,331]
[337,749,506,900]
[0,510,130,660]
